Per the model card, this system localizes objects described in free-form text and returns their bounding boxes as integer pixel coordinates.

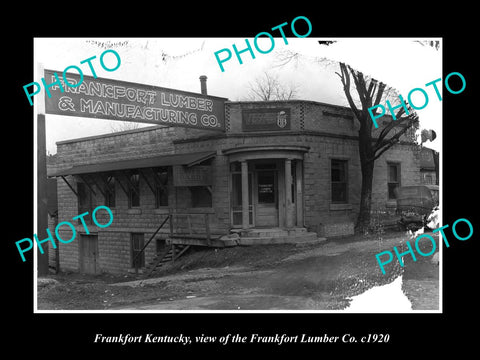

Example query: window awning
[50,151,216,177]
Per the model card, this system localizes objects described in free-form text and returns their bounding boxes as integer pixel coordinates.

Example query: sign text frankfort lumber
[43,70,227,131]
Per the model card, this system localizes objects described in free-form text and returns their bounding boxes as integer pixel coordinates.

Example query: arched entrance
[223,145,309,229]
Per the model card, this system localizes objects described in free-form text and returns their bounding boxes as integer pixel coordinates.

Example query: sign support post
[37,63,49,276]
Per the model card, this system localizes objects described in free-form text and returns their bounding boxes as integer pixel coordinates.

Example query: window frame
[128,170,140,208]
[104,174,116,208]
[190,186,212,208]
[387,162,401,200]
[130,233,145,268]
[330,158,348,204]
[154,167,169,208]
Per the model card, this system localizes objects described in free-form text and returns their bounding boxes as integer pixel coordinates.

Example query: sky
[34,37,442,155]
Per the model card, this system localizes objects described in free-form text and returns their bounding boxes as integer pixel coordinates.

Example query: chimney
[199,75,208,95]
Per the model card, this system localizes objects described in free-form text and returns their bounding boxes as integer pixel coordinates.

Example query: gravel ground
[37,231,439,311]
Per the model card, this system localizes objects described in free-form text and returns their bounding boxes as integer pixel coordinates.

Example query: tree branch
[373,82,386,107]
[367,81,377,107]
[375,113,408,148]
[337,63,362,122]
[370,116,418,162]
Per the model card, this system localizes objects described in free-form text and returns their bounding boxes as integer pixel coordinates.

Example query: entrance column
[241,160,250,229]
[285,158,294,228]
[296,160,304,227]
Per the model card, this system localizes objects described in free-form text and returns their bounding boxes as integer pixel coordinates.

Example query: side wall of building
[54,101,421,273]
[224,101,420,236]
[55,126,229,274]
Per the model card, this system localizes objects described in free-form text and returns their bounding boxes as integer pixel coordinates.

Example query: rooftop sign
[242,108,291,132]
[44,69,227,131]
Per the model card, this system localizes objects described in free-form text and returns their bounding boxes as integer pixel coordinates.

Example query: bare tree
[274,46,423,233]
[110,121,141,133]
[414,40,440,50]
[245,72,298,101]
[336,62,419,232]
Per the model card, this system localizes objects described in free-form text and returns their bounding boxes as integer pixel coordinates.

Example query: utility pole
[37,63,49,276]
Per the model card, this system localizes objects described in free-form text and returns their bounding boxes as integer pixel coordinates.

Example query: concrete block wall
[226,101,304,133]
[301,100,404,142]
[307,139,420,235]
[55,125,186,170]
[371,144,422,209]
[55,126,232,273]
[322,222,355,237]
[56,161,231,273]
[54,99,422,273]
[302,101,358,136]
[302,135,358,234]
[173,125,421,236]
[94,231,159,275]
[56,176,80,272]
[56,230,162,275]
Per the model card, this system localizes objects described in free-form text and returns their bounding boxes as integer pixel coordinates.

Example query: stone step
[237,232,322,246]
[240,227,308,238]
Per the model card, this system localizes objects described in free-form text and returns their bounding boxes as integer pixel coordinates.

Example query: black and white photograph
[6,9,477,354]
[32,37,442,312]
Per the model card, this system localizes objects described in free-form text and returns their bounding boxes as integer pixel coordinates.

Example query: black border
[7,6,478,355]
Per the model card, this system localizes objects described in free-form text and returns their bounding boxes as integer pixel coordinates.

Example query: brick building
[50,97,421,275]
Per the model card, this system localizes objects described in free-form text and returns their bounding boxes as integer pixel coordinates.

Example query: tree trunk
[356,120,375,233]
[356,159,374,233]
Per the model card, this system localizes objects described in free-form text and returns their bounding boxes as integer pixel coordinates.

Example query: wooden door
[79,235,98,274]
[255,170,278,227]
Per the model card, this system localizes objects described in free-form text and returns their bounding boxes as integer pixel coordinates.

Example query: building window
[387,162,401,199]
[130,233,145,268]
[230,163,253,227]
[77,182,93,224]
[424,174,433,184]
[154,167,169,208]
[104,175,116,208]
[128,170,140,208]
[191,186,212,207]
[331,159,348,203]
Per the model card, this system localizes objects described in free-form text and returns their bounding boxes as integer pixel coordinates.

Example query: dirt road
[37,232,439,311]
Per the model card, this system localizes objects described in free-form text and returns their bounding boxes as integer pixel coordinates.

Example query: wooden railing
[168,209,214,246]
[133,209,216,273]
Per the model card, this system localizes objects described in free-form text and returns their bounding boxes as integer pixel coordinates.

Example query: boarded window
[191,186,212,207]
[331,159,348,203]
